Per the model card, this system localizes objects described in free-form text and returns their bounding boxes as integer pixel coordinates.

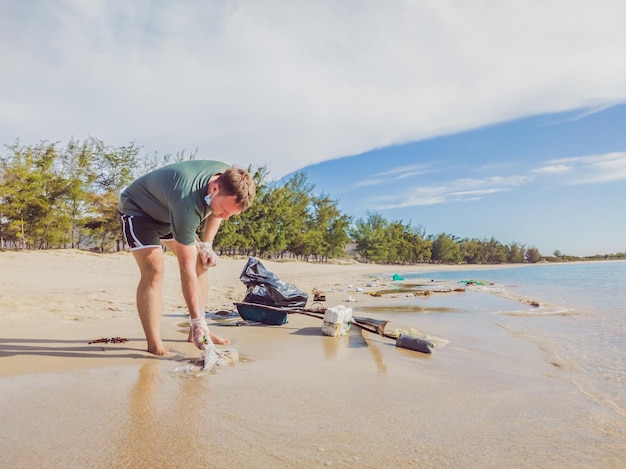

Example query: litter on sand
[208,309,241,324]
[171,347,240,376]
[312,288,326,301]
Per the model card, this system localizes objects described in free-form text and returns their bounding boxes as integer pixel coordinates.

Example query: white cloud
[1,1,626,177]
[370,174,531,208]
[535,152,626,184]
[532,164,572,175]
[394,169,432,180]
[544,104,617,125]
[363,150,626,211]
[352,178,384,188]
[375,164,432,178]
[448,188,506,197]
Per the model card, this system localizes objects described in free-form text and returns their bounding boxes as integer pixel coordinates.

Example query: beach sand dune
[1,250,623,467]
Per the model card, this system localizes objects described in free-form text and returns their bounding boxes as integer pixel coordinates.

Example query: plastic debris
[396,334,434,354]
[203,344,219,371]
[322,305,353,337]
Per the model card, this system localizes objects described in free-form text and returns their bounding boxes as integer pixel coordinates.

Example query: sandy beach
[1,250,623,467]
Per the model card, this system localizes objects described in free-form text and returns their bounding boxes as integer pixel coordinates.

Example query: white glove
[197,241,219,268]
[190,317,212,350]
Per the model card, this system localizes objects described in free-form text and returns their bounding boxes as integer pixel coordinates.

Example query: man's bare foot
[147,347,185,358]
[210,331,230,345]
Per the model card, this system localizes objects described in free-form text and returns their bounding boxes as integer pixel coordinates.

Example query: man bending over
[118,160,256,356]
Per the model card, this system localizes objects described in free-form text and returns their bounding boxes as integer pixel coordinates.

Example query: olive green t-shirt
[118,160,230,245]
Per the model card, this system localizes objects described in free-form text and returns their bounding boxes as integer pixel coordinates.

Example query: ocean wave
[476,284,576,316]
[496,306,575,317]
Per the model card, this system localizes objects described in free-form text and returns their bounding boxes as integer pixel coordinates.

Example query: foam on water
[171,347,240,376]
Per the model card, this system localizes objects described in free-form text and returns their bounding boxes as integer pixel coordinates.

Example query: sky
[1,1,625,257]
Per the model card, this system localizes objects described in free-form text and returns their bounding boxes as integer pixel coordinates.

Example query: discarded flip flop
[312,288,326,302]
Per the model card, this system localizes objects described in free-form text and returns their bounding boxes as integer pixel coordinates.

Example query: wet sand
[1,250,624,467]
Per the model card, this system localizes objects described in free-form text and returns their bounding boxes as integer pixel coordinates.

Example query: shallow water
[389,260,626,434]
[2,326,624,468]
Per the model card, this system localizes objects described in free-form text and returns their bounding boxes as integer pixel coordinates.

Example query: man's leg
[163,240,230,346]
[131,246,174,356]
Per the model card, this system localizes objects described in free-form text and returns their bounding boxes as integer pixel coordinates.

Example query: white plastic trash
[322,305,353,337]
[203,344,219,371]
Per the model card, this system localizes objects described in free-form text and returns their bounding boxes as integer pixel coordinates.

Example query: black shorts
[119,214,173,250]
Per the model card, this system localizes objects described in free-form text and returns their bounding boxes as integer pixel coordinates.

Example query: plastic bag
[239,257,308,308]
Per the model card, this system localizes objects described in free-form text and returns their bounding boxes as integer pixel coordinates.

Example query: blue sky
[294,105,626,256]
[1,1,625,256]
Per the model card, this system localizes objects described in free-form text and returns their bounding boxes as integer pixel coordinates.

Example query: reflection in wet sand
[117,363,167,465]
[113,363,213,466]
[365,336,387,374]
[347,327,388,373]
[321,333,349,359]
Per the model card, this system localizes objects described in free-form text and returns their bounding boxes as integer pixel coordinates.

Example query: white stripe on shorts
[126,216,144,249]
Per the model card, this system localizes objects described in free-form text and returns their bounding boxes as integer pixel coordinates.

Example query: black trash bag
[239,257,308,309]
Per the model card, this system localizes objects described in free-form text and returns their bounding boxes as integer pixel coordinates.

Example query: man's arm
[202,213,223,243]
[197,214,223,268]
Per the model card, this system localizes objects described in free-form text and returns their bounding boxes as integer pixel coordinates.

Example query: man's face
[211,192,242,220]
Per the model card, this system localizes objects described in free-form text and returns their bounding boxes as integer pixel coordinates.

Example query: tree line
[2,138,622,264]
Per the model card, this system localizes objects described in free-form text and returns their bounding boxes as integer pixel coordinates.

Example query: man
[118,160,256,356]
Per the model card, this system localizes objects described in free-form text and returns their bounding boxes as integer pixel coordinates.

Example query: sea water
[398,260,626,421]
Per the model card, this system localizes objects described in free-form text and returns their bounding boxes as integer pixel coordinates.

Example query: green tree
[459,238,484,264]
[308,194,352,261]
[282,172,315,259]
[431,233,461,263]
[59,138,99,248]
[407,225,432,263]
[92,140,141,195]
[484,237,508,263]
[508,242,526,263]
[351,212,390,263]
[84,191,122,252]
[351,214,431,264]
[0,142,71,249]
[526,247,542,263]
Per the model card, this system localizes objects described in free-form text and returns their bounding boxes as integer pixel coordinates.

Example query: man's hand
[190,317,212,350]
[197,241,219,268]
